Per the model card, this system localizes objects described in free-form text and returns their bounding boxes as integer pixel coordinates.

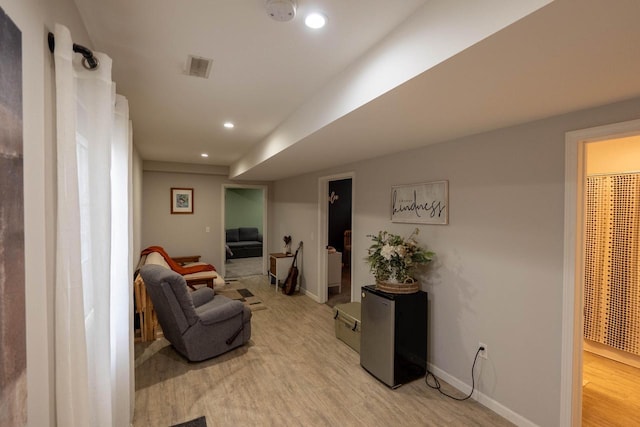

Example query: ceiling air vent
[185,55,213,79]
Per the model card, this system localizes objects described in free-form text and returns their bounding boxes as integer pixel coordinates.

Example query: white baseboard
[584,339,640,369]
[428,363,539,427]
[302,288,321,303]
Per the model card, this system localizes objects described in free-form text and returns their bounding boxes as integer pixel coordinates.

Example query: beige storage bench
[334,302,361,353]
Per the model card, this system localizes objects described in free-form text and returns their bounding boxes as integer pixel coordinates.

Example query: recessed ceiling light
[201,153,209,158]
[223,122,235,129]
[305,12,326,29]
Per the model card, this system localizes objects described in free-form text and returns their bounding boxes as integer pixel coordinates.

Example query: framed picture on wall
[171,187,194,214]
[391,181,448,224]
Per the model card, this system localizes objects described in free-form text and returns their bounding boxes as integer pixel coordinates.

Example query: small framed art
[171,187,194,214]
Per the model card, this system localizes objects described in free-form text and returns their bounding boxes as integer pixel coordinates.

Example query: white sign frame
[391,181,448,225]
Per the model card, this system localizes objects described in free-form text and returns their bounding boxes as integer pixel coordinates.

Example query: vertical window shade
[584,174,640,355]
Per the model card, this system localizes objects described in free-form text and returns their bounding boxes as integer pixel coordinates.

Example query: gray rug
[171,416,207,427]
[225,256,264,278]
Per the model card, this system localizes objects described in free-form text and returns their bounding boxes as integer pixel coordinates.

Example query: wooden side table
[269,252,295,292]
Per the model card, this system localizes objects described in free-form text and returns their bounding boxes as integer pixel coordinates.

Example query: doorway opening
[562,118,640,426]
[581,136,640,425]
[317,172,354,304]
[326,178,352,308]
[222,185,268,280]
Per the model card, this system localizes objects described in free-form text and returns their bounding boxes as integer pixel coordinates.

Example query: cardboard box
[334,302,361,353]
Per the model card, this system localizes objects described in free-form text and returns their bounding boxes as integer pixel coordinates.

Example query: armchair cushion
[196,298,245,325]
[191,286,215,308]
[164,268,199,326]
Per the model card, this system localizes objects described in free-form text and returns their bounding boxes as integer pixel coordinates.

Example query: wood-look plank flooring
[583,351,640,426]
[133,275,513,426]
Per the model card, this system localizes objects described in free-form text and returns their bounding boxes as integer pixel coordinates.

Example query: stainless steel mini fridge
[360,285,427,388]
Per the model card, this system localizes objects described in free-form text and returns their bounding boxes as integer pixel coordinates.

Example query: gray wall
[142,170,269,269]
[225,188,264,233]
[270,97,640,426]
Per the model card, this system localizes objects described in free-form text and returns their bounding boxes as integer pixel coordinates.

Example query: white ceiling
[73,0,640,181]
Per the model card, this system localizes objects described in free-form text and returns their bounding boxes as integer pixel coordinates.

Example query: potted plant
[283,235,292,254]
[366,228,434,293]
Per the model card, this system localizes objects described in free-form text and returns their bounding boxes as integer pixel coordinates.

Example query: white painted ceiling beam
[229,0,552,179]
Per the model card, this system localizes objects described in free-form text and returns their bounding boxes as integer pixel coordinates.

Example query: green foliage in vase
[366,228,434,283]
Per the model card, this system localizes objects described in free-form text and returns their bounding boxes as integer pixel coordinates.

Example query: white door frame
[221,184,269,278]
[561,118,640,426]
[317,172,355,304]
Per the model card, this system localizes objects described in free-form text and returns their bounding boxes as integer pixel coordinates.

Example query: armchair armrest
[172,255,201,265]
[191,287,215,308]
[198,300,244,325]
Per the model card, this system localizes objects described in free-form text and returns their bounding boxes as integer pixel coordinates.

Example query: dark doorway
[327,178,352,307]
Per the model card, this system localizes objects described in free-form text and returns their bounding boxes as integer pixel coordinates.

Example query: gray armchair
[139,264,252,361]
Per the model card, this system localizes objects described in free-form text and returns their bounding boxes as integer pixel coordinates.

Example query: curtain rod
[47,32,99,70]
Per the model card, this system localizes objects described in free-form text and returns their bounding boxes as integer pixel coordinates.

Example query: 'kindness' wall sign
[391,181,448,225]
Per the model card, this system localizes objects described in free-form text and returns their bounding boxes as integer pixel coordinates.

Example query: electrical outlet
[479,342,488,359]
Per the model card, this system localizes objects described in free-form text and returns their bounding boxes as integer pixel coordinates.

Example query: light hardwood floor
[583,351,640,426]
[133,275,513,426]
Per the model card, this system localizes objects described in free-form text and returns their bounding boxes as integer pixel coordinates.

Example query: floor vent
[185,55,213,79]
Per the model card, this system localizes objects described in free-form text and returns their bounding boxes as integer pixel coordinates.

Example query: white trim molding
[221,184,269,279]
[427,363,538,427]
[561,118,640,426]
[317,172,355,304]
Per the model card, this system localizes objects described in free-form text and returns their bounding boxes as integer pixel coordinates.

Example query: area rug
[171,415,207,427]
[217,288,267,311]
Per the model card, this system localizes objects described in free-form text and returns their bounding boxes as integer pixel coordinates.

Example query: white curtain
[53,24,132,427]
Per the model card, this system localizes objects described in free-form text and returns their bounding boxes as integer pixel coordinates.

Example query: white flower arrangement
[366,228,434,283]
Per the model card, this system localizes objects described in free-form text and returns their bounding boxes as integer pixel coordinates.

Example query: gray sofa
[226,227,263,258]
[139,264,252,361]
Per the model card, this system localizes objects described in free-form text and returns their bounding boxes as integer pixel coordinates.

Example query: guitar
[283,242,302,295]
